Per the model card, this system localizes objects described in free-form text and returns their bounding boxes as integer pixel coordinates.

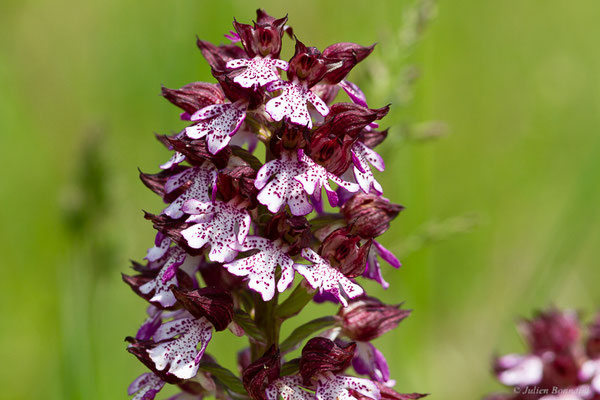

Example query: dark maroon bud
[264,212,311,256]
[216,165,258,206]
[518,309,580,354]
[242,346,281,400]
[320,103,389,139]
[269,122,308,158]
[233,10,287,58]
[308,103,387,174]
[299,337,355,384]
[360,128,389,148]
[339,296,411,342]
[322,42,375,85]
[319,226,371,277]
[196,39,247,72]
[139,166,188,202]
[171,286,234,331]
[161,82,225,115]
[341,193,403,238]
[126,337,183,384]
[308,131,355,176]
[164,135,231,169]
[144,212,203,256]
[586,314,600,358]
[199,260,246,291]
[287,40,330,88]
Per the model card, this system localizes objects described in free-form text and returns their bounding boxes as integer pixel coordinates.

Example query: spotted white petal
[224,237,295,301]
[128,373,165,400]
[147,317,213,380]
[163,164,217,218]
[146,232,170,262]
[295,150,359,206]
[255,154,313,216]
[266,81,329,129]
[226,56,289,88]
[181,200,251,263]
[185,103,247,154]
[316,373,380,400]
[160,151,186,170]
[352,142,384,194]
[139,248,186,308]
[266,375,313,400]
[295,248,363,307]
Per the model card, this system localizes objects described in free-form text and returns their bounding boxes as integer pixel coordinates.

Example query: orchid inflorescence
[123,10,423,400]
[485,308,600,400]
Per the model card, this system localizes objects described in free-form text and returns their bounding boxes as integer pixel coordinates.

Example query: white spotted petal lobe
[128,372,165,400]
[296,150,360,207]
[316,373,380,400]
[181,200,251,263]
[255,153,314,216]
[224,236,295,301]
[295,248,364,307]
[266,375,313,400]
[147,316,213,380]
[266,81,329,129]
[139,248,187,308]
[226,57,289,88]
[163,164,217,219]
[185,103,247,154]
[351,142,384,194]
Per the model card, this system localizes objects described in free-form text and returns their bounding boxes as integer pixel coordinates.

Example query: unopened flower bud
[171,286,234,331]
[341,193,403,238]
[242,346,281,400]
[299,337,355,384]
[319,226,371,277]
[339,296,411,342]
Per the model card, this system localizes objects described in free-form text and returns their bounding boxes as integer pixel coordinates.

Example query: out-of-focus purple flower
[494,354,544,386]
[519,309,580,355]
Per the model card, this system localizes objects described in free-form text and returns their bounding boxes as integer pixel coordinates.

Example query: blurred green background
[1,0,599,399]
